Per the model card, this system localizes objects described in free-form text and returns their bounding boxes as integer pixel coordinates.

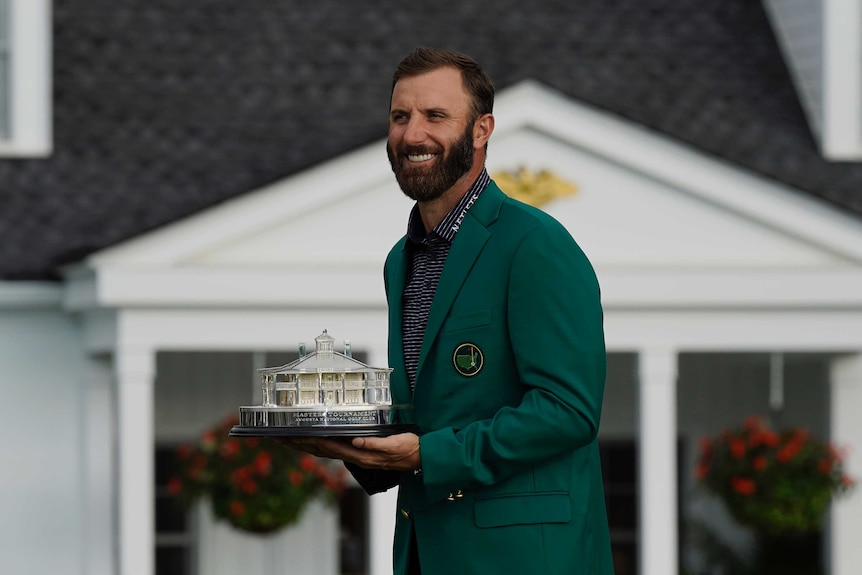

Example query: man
[289,47,614,575]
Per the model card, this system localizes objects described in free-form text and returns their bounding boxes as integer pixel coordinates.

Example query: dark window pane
[611,541,637,575]
[155,546,189,575]
[606,491,637,530]
[156,495,188,532]
[155,446,179,485]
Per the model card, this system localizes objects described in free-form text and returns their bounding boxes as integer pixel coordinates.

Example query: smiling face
[387,66,488,203]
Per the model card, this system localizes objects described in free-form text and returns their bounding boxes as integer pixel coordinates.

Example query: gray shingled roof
[1,0,860,280]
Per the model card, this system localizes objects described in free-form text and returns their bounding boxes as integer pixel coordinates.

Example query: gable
[489,129,844,268]
[80,81,862,309]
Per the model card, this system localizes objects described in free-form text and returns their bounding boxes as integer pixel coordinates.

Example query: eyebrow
[389,106,451,118]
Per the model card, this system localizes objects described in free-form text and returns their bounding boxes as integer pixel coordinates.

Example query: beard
[387,125,475,202]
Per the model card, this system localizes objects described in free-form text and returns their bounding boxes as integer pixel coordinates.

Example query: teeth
[407,153,435,162]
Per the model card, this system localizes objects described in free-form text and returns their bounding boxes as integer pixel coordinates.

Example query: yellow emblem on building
[492,167,578,208]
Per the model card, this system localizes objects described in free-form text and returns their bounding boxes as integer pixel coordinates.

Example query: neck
[417,162,485,232]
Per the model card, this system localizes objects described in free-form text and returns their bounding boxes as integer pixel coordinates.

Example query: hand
[276,433,421,472]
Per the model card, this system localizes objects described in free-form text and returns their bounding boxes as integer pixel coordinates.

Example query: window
[155,445,196,575]
[0,0,51,157]
[601,441,638,575]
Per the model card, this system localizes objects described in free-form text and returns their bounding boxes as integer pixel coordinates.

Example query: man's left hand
[277,433,421,472]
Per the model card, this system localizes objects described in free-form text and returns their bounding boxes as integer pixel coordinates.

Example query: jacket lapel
[414,183,505,386]
[384,237,411,404]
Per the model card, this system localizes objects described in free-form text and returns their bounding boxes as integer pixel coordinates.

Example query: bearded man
[286,47,615,575]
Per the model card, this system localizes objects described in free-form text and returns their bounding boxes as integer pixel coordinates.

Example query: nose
[402,116,427,145]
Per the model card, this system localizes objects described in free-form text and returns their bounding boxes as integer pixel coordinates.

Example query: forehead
[390,66,471,112]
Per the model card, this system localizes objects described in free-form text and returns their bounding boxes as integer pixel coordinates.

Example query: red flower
[289,470,304,486]
[743,416,763,431]
[244,438,260,448]
[818,459,833,474]
[231,466,252,486]
[167,477,183,495]
[729,438,746,459]
[229,500,245,517]
[200,430,217,449]
[241,479,258,495]
[175,444,193,460]
[253,451,273,475]
[695,462,709,480]
[777,442,801,464]
[299,454,317,472]
[762,431,780,448]
[752,456,768,472]
[731,477,756,495]
[220,439,240,459]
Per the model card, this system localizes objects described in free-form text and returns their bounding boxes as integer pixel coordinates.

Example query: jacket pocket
[441,309,493,333]
[473,492,571,528]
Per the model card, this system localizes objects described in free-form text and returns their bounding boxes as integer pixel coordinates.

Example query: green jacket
[353,181,614,575]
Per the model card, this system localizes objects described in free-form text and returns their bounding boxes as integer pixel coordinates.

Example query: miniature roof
[259,331,391,374]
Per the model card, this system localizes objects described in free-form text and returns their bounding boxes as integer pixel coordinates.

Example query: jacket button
[400,508,411,520]
[446,492,455,501]
[454,490,464,499]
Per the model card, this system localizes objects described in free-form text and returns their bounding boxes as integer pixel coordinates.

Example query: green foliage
[168,414,348,534]
[695,416,855,536]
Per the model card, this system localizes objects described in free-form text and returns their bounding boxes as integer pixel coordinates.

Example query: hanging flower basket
[695,416,855,536]
[168,414,349,534]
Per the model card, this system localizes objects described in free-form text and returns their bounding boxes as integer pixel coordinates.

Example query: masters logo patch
[453,343,484,377]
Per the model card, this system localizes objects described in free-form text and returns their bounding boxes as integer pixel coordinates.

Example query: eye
[391,112,408,123]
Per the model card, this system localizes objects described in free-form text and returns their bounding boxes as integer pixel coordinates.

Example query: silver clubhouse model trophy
[230,330,415,437]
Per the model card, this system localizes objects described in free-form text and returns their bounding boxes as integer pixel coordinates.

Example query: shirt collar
[406,168,490,244]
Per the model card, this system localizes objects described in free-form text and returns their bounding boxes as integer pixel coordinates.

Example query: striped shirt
[402,168,491,390]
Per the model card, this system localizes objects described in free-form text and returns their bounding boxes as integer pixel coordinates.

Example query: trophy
[230,330,415,437]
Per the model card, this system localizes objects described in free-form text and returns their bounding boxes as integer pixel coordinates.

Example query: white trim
[498,81,862,262]
[368,490,398,575]
[823,0,862,159]
[115,327,155,575]
[0,280,62,308]
[596,268,862,309]
[829,354,862,575]
[63,266,862,310]
[85,81,862,274]
[0,0,52,157]
[638,348,678,575]
[605,310,862,351]
[87,143,394,266]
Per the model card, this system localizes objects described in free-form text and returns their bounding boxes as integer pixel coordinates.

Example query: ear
[472,113,494,149]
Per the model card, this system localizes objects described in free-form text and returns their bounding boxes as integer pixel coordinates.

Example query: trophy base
[229,404,416,438]
[229,423,418,438]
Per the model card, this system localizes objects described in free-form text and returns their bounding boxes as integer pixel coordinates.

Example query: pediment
[82,81,862,308]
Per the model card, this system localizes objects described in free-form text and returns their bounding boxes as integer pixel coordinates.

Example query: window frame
[0,0,51,157]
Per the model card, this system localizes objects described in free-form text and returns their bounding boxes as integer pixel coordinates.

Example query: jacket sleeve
[417,222,606,502]
[344,462,401,495]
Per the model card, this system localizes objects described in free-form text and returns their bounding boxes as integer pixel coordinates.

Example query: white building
[2,2,861,575]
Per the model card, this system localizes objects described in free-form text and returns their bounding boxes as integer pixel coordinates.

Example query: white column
[366,347,398,575]
[638,348,678,575]
[115,339,156,575]
[83,355,116,575]
[829,354,862,575]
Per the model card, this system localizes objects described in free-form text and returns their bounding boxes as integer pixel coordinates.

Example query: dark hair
[392,47,495,121]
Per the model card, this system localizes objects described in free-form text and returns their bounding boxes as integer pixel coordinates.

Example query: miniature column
[829,353,862,575]
[637,347,678,575]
